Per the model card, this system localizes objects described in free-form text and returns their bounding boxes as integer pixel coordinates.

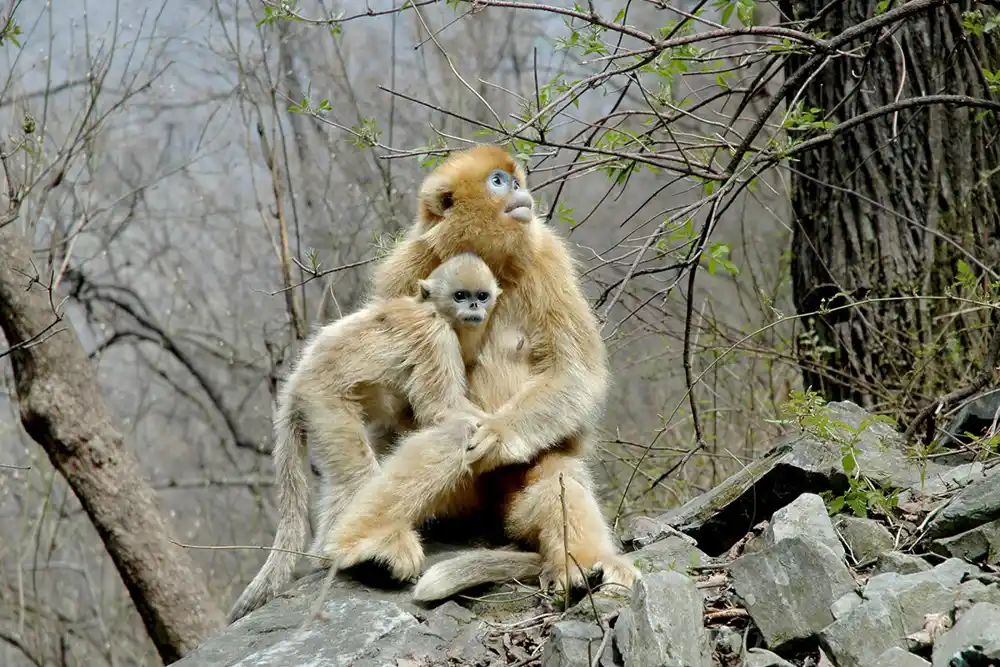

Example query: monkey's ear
[418,280,432,300]
[418,172,454,222]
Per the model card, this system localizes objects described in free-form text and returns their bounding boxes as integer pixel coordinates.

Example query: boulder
[615,571,710,667]
[729,536,856,651]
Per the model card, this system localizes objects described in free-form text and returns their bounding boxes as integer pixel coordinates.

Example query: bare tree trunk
[780,0,1000,417]
[0,223,224,663]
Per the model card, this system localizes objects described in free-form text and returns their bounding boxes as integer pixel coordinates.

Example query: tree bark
[0,223,224,663]
[780,0,1000,417]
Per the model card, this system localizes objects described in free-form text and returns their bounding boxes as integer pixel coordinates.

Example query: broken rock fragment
[541,621,605,667]
[930,517,1000,564]
[871,551,932,576]
[833,514,894,563]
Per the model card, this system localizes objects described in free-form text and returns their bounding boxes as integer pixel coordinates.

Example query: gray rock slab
[630,535,711,575]
[834,514,895,563]
[872,646,931,667]
[615,571,710,667]
[871,551,932,576]
[744,648,795,666]
[625,401,949,556]
[931,602,1000,667]
[542,621,605,667]
[764,492,845,560]
[172,563,497,667]
[821,559,974,667]
[729,536,856,651]
[931,517,1000,564]
[924,465,1000,539]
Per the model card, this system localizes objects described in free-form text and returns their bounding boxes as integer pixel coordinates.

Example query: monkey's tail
[227,389,310,624]
[412,548,543,602]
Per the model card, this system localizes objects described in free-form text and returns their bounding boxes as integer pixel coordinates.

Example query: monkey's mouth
[504,205,533,223]
[461,313,486,325]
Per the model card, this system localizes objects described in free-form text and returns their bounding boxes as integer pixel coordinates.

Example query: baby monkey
[227,253,501,623]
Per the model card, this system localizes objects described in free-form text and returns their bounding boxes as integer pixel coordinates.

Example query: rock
[834,514,895,563]
[743,648,795,666]
[172,563,497,667]
[820,559,976,667]
[871,551,932,576]
[930,517,1000,564]
[630,535,711,574]
[542,621,605,667]
[923,466,1000,539]
[931,602,1000,667]
[615,571,710,667]
[764,492,845,560]
[729,536,856,651]
[957,580,1000,607]
[872,646,931,667]
[625,401,950,556]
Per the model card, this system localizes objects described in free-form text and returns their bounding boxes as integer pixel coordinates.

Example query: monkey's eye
[453,290,469,302]
[476,291,490,302]
[486,169,509,196]
[511,177,520,191]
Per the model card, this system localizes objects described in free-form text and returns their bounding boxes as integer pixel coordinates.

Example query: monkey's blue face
[486,169,534,223]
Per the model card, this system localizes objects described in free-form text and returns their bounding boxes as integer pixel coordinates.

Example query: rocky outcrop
[178,401,1000,666]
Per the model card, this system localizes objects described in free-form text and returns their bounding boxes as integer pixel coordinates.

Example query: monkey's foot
[592,554,641,596]
[329,522,425,582]
[538,557,595,595]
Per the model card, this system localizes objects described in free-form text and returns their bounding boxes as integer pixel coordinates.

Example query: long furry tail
[227,390,310,623]
[412,548,542,602]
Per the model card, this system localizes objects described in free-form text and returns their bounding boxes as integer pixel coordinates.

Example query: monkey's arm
[371,237,438,300]
[468,284,607,470]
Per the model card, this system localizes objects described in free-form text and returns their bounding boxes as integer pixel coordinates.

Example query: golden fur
[227,254,500,623]
[332,145,639,600]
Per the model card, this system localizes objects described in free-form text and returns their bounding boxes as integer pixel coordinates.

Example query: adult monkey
[368,145,639,597]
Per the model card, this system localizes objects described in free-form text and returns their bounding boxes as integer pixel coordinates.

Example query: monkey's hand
[465,418,531,473]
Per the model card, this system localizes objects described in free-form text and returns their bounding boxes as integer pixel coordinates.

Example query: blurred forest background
[1,0,998,664]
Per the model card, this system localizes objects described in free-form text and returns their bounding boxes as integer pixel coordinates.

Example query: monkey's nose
[504,190,534,222]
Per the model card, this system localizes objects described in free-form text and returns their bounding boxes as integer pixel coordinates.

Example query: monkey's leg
[303,397,380,566]
[328,417,480,581]
[503,450,639,597]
